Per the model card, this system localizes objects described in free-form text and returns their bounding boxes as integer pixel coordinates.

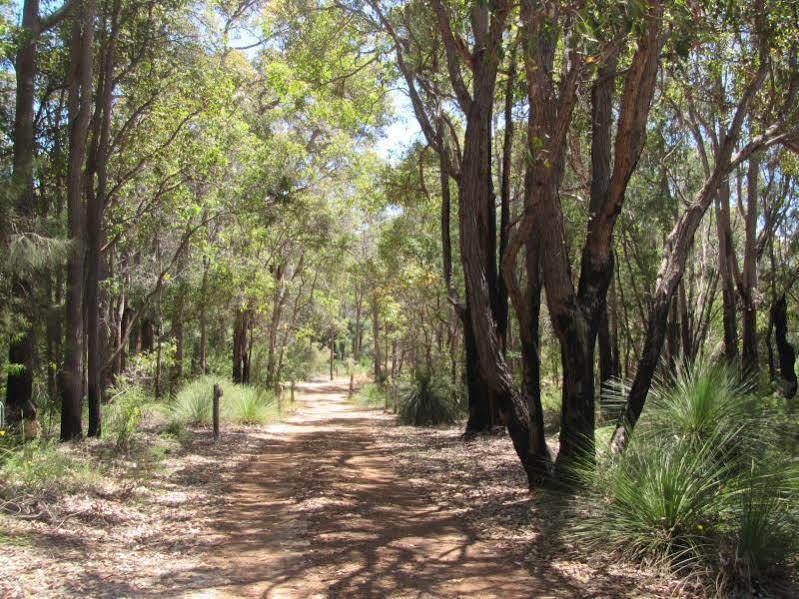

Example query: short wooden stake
[212,383,223,441]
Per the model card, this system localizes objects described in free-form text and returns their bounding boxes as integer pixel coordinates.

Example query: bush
[104,382,152,451]
[572,360,799,594]
[170,378,213,426]
[0,439,99,500]
[169,376,279,428]
[398,371,464,426]
[352,383,388,408]
[224,386,278,424]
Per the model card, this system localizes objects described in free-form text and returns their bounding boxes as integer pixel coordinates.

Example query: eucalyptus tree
[4,0,76,428]
[611,1,799,449]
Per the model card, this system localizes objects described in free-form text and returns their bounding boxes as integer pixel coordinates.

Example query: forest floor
[1,379,679,598]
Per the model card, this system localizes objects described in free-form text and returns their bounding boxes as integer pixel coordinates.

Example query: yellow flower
[697,524,704,531]
[0,430,6,436]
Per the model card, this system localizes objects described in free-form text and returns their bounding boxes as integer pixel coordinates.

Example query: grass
[169,376,280,428]
[0,438,102,502]
[571,360,799,595]
[398,371,464,427]
[352,383,388,408]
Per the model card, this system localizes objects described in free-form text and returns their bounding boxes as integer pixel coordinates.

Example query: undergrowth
[398,371,464,426]
[169,376,279,427]
[0,438,102,506]
[572,360,799,596]
[352,383,388,408]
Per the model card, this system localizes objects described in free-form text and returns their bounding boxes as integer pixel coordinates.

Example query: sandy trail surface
[186,379,538,598]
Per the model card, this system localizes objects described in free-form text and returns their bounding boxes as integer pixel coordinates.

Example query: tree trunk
[462,304,501,435]
[199,256,209,374]
[329,332,335,381]
[62,0,95,441]
[435,117,500,434]
[171,290,185,391]
[611,53,769,451]
[519,235,553,471]
[141,317,154,352]
[353,288,362,361]
[232,308,249,384]
[679,280,692,362]
[371,294,382,383]
[86,0,121,437]
[766,237,777,381]
[716,181,739,364]
[740,158,759,378]
[5,0,40,427]
[496,41,516,355]
[772,295,797,399]
[154,300,164,400]
[266,264,286,386]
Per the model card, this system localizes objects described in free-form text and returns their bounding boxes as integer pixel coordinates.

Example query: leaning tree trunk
[610,51,769,452]
[456,67,543,486]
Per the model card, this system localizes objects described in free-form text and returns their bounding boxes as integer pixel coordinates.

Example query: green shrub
[104,382,151,450]
[223,386,277,424]
[170,378,213,426]
[0,439,99,499]
[398,371,463,426]
[573,359,799,594]
[352,383,388,408]
[169,376,279,428]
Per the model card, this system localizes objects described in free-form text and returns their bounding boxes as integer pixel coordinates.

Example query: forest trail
[186,379,540,598]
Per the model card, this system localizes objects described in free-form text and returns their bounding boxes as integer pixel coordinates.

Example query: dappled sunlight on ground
[1,379,673,598]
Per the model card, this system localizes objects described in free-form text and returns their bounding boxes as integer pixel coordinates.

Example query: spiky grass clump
[223,386,278,424]
[170,378,213,426]
[169,376,279,428]
[573,360,798,594]
[398,371,463,427]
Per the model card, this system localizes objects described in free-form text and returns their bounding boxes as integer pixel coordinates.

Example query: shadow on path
[157,380,564,598]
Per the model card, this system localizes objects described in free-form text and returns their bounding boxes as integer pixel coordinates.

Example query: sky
[374,88,422,163]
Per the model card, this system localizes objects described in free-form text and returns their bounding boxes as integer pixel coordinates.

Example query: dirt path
[182,380,538,598]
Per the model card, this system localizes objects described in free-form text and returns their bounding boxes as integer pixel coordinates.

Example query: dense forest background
[1,0,798,595]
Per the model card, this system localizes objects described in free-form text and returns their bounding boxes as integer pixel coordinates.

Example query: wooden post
[213,383,222,442]
[290,380,295,402]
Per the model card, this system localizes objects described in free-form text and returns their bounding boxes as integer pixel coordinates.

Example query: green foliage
[352,382,388,408]
[104,382,152,451]
[170,378,213,426]
[169,376,279,427]
[398,371,464,427]
[0,439,100,500]
[572,360,799,594]
[225,386,278,424]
